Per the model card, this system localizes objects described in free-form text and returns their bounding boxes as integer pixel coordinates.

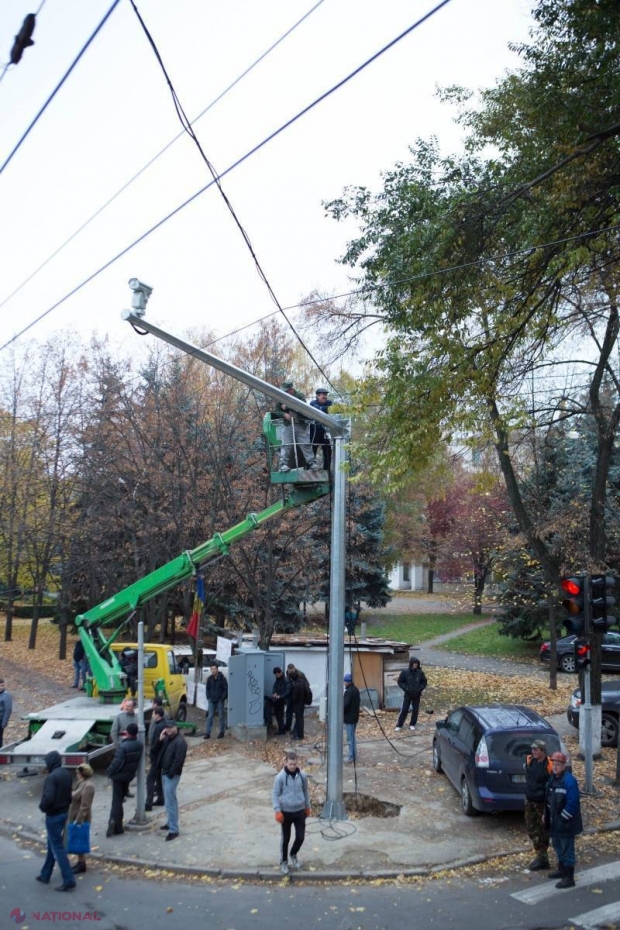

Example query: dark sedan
[540,632,620,674]
[567,680,620,747]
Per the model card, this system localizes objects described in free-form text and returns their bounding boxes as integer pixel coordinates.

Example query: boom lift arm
[75,483,329,702]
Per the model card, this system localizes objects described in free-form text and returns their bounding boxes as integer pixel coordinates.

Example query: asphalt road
[3,832,620,930]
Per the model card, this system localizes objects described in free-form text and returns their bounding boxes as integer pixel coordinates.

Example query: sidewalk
[0,725,534,882]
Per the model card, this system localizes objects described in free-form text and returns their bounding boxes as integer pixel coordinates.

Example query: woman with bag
[68,763,95,874]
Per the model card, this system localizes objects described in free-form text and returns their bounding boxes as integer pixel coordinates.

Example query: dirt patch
[344,792,401,818]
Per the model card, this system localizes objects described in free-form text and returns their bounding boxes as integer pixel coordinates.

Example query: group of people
[273,381,333,473]
[524,738,583,888]
[34,698,188,892]
[264,663,311,741]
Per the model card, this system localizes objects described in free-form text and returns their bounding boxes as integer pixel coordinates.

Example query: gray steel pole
[135,620,147,823]
[322,430,348,820]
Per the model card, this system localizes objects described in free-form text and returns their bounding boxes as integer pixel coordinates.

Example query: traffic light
[590,574,616,632]
[574,638,591,671]
[561,576,586,634]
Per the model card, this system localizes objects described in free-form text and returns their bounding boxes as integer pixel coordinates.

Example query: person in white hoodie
[272,751,311,875]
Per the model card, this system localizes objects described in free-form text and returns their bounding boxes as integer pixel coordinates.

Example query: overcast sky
[0,0,534,370]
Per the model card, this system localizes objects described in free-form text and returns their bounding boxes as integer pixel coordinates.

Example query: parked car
[540,632,620,674]
[432,704,564,816]
[567,680,620,747]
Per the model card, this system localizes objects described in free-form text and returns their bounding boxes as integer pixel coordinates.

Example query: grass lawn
[435,622,543,663]
[364,612,491,643]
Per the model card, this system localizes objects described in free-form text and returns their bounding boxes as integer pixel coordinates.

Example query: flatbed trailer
[0,697,155,771]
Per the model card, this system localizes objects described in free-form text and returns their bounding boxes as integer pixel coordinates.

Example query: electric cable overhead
[128,0,337,393]
[0,0,122,177]
[0,0,325,314]
[0,0,454,354]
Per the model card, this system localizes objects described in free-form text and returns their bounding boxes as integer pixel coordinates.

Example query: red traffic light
[562,579,580,596]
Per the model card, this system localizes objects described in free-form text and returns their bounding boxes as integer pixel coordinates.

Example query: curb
[2,820,619,884]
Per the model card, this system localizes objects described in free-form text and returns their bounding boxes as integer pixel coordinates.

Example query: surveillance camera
[127,278,153,316]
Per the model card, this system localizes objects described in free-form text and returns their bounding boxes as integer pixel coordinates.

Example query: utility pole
[122,280,349,819]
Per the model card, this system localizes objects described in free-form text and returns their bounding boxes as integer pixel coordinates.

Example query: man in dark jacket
[285,664,309,733]
[145,706,167,810]
[395,657,427,731]
[524,739,553,870]
[72,639,86,689]
[309,388,333,471]
[37,750,75,890]
[204,665,228,739]
[264,666,291,735]
[545,751,583,888]
[343,673,361,763]
[159,722,188,841]
[106,721,143,837]
[288,670,307,741]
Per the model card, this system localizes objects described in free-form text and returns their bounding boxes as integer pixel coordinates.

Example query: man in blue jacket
[37,750,75,891]
[545,751,583,888]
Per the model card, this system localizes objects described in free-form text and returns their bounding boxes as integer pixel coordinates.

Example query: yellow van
[109,643,188,720]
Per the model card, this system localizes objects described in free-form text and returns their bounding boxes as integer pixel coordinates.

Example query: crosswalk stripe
[569,901,620,930]
[511,861,620,904]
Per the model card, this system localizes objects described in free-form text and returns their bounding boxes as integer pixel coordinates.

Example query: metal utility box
[227,651,285,732]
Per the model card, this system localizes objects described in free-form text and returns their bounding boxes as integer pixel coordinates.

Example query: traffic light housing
[574,638,591,671]
[590,574,616,632]
[561,576,586,634]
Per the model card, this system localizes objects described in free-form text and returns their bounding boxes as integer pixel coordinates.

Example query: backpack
[304,681,313,706]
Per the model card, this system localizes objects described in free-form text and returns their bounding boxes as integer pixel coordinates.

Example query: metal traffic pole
[134,620,147,823]
[581,573,594,794]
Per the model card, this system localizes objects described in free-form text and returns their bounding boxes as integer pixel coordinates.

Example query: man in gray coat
[272,750,311,875]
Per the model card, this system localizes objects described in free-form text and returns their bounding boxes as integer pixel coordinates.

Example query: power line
[281,222,620,312]
[128,0,337,393]
[0,0,122,177]
[0,0,453,353]
[0,0,325,314]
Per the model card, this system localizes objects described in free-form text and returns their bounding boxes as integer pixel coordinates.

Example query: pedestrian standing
[287,670,306,741]
[203,664,228,739]
[309,388,333,471]
[145,706,166,810]
[159,722,188,841]
[110,698,138,798]
[36,750,75,891]
[343,673,361,763]
[105,721,143,837]
[524,739,552,870]
[0,677,12,748]
[273,380,321,472]
[284,664,308,733]
[394,657,427,731]
[68,763,95,875]
[264,667,291,735]
[71,640,86,689]
[272,750,311,875]
[545,751,583,888]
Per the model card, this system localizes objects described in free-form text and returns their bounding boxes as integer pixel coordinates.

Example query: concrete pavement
[0,723,565,883]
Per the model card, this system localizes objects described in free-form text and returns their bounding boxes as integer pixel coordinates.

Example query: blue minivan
[432,704,565,816]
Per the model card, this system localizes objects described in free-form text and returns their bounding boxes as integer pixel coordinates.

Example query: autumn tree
[313,0,620,700]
